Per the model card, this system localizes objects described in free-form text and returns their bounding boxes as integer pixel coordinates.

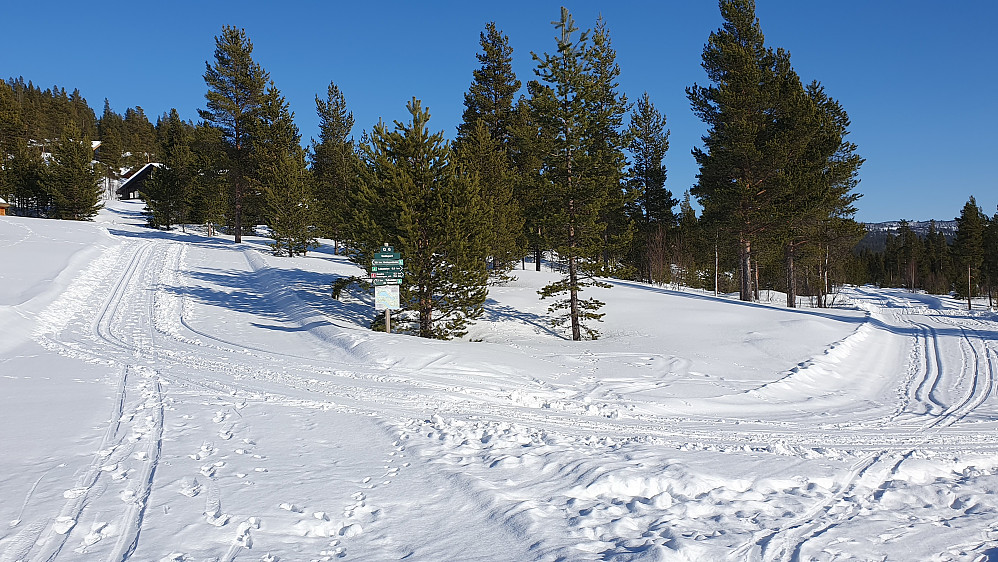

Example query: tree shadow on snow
[481,298,563,339]
[165,265,372,332]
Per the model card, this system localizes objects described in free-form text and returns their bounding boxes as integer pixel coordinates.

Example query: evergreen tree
[188,124,229,236]
[4,140,47,216]
[953,196,985,309]
[255,85,318,256]
[352,99,489,339]
[96,99,126,185]
[510,90,554,272]
[626,92,675,281]
[142,109,194,229]
[0,81,25,157]
[455,22,526,281]
[688,0,782,301]
[455,22,521,151]
[586,16,632,277]
[982,209,998,309]
[200,25,270,243]
[311,80,356,251]
[45,123,102,220]
[454,120,524,282]
[531,8,612,340]
[122,106,158,167]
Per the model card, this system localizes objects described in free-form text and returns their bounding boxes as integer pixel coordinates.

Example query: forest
[1,0,996,339]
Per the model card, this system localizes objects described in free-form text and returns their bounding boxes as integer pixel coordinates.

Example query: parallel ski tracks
[24,237,998,561]
[752,293,998,561]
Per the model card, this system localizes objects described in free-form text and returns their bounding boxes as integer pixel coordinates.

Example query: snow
[2,200,998,561]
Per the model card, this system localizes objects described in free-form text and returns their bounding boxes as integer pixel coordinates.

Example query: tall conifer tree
[531,8,611,340]
[311,81,356,252]
[688,0,782,301]
[626,92,675,281]
[200,26,270,243]
[954,196,985,309]
[455,22,521,151]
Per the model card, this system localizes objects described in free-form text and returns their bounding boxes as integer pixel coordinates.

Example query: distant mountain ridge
[857,220,958,252]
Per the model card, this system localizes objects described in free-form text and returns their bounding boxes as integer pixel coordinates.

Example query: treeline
[1,1,871,339]
[0,76,168,218]
[855,197,998,309]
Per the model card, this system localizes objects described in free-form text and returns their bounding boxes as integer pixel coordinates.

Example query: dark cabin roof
[117,163,162,199]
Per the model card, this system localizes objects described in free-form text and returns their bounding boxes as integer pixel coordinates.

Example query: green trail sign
[373,245,403,331]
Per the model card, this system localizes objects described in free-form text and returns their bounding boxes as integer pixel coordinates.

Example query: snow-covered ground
[2,200,998,561]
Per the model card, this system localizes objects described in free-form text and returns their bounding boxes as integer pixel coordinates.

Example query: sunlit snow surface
[2,200,998,561]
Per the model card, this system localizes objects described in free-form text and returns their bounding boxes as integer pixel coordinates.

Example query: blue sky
[4,1,995,222]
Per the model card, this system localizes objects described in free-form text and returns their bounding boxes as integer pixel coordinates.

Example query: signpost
[372,244,403,333]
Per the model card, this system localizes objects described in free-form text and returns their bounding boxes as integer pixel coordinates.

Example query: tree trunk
[738,237,751,301]
[714,239,719,298]
[786,244,796,308]
[968,264,973,311]
[753,259,760,302]
[534,246,541,272]
[420,287,433,338]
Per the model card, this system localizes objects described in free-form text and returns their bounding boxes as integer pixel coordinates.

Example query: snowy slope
[2,200,998,561]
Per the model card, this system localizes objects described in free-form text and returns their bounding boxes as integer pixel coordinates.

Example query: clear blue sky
[4,1,995,223]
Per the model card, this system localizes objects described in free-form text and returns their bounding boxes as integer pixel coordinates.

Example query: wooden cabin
[117,163,161,200]
[0,197,10,216]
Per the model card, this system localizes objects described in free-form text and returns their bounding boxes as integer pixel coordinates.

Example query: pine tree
[953,196,985,310]
[982,209,998,309]
[626,92,675,281]
[531,8,611,340]
[455,22,521,151]
[455,22,526,281]
[511,90,554,272]
[122,106,158,167]
[45,123,102,220]
[96,100,126,186]
[311,80,357,252]
[454,117,524,283]
[4,140,47,216]
[188,124,229,236]
[255,85,318,256]
[586,16,632,277]
[688,0,783,301]
[200,25,270,243]
[142,109,194,229]
[352,98,489,339]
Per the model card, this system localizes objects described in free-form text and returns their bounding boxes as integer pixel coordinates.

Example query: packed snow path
[2,205,998,561]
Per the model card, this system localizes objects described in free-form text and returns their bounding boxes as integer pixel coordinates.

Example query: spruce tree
[311,80,356,252]
[45,123,102,220]
[531,8,611,340]
[200,25,270,243]
[352,98,489,339]
[953,196,985,310]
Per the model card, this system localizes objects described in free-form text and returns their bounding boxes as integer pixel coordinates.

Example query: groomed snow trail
[2,206,998,561]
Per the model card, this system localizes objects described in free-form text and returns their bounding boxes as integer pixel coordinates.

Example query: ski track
[8,213,998,560]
